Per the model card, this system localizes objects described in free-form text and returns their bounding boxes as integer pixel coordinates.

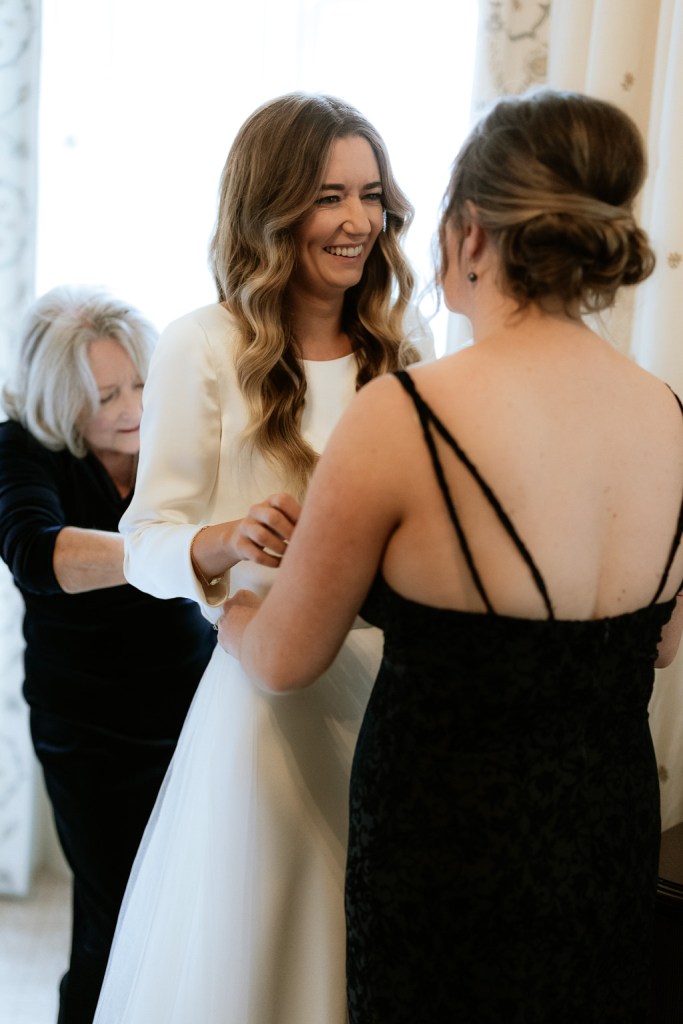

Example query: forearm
[53,527,126,593]
[190,521,242,589]
[234,605,332,693]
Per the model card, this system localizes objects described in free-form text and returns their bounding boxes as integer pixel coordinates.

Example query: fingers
[267,492,302,526]
[238,493,301,565]
[252,493,301,540]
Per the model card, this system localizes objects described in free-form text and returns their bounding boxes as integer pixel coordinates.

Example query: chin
[116,437,141,454]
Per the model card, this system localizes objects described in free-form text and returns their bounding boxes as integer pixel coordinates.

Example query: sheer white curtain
[472,0,683,829]
[0,1,42,896]
[1,0,480,892]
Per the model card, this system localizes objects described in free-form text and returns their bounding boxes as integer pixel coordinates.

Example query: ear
[462,202,486,262]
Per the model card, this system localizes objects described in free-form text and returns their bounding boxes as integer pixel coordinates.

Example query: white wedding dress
[94,560,381,1023]
[92,303,432,1023]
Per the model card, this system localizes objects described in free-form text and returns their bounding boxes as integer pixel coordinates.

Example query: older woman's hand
[217,589,263,658]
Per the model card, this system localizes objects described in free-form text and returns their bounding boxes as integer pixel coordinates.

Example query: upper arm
[0,425,64,593]
[120,317,223,601]
[240,376,404,688]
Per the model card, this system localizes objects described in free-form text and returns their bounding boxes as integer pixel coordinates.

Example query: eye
[134,381,144,391]
[364,192,384,203]
[316,194,340,205]
[99,392,116,406]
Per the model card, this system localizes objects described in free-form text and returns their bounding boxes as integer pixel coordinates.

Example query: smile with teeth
[324,244,364,258]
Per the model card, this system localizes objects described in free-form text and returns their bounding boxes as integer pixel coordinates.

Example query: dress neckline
[374,571,677,629]
[302,352,356,367]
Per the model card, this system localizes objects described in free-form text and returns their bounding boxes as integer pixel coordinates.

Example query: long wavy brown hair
[209,92,421,496]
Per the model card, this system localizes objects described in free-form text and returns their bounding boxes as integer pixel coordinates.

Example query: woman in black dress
[220,90,683,1022]
[0,285,215,1024]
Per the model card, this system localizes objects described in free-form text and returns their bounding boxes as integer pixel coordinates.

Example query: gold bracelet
[190,525,224,588]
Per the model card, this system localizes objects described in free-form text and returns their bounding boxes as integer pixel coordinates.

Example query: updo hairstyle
[439,89,656,313]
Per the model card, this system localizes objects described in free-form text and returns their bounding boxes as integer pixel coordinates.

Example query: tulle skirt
[93,624,381,1024]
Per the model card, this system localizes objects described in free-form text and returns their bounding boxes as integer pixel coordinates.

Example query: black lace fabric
[348,584,673,1022]
[345,370,679,1023]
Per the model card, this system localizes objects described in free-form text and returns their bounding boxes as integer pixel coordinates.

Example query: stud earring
[467,270,478,283]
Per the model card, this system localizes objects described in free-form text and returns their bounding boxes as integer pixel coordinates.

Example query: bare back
[381,329,683,620]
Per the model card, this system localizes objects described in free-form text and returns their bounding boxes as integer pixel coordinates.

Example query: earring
[467,270,478,283]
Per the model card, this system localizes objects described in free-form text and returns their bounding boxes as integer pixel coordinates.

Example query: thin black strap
[395,370,554,619]
[650,387,683,605]
[395,370,495,614]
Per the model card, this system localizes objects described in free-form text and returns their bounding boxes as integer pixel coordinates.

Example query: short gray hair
[2,285,157,456]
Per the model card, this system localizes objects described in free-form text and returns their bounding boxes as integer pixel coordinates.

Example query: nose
[120,386,142,422]
[342,197,372,236]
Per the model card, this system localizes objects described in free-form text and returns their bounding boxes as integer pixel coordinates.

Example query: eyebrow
[319,180,383,191]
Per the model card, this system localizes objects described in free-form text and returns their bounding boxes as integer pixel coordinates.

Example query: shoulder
[155,303,239,361]
[0,419,81,500]
[0,418,56,462]
[0,418,28,447]
[338,371,421,440]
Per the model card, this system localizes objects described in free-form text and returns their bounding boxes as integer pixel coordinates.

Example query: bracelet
[190,525,224,588]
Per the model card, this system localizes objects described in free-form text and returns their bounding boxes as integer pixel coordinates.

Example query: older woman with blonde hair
[93,93,432,1024]
[0,284,215,1024]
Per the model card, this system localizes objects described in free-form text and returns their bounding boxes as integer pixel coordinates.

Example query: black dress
[345,370,683,1024]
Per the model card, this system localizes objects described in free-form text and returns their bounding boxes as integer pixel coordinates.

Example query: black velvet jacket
[0,419,215,737]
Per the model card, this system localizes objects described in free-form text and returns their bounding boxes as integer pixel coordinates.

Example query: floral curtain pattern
[472,0,683,829]
[0,0,41,895]
[446,1,553,352]
[472,0,552,111]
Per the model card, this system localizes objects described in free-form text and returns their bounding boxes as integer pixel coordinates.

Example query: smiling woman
[91,92,433,1024]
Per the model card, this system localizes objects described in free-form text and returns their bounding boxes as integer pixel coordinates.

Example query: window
[37,0,478,354]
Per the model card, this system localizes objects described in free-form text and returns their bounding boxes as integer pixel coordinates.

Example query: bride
[93,92,432,1023]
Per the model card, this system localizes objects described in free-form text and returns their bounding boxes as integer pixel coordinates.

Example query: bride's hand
[217,589,263,658]
[227,493,301,568]
[191,493,301,587]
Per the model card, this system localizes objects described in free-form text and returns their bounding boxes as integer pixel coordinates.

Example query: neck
[467,287,586,347]
[91,450,138,498]
[288,290,351,361]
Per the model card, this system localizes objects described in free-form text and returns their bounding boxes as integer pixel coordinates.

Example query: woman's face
[290,135,385,303]
[80,338,143,458]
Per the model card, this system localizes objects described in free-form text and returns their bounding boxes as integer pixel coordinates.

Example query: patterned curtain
[472,0,552,109]
[446,0,552,352]
[472,0,683,830]
[0,0,42,895]
[548,0,683,830]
